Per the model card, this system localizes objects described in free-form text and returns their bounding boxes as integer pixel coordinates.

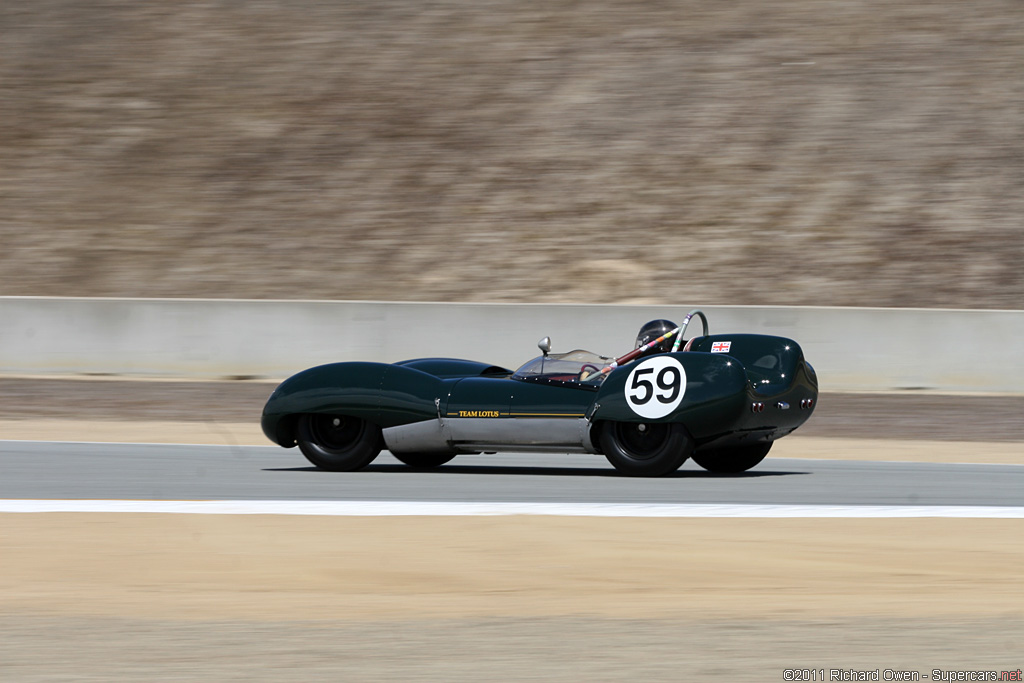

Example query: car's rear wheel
[296,413,382,471]
[598,421,693,477]
[391,452,457,469]
[691,442,773,473]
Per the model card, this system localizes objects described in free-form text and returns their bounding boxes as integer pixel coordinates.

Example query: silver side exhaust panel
[382,419,453,454]
[382,418,600,455]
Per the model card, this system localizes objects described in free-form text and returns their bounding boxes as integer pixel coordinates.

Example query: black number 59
[629,366,681,405]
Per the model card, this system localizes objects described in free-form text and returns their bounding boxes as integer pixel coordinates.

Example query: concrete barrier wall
[2,297,1021,393]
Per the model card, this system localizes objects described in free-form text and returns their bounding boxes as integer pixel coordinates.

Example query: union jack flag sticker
[710,341,732,353]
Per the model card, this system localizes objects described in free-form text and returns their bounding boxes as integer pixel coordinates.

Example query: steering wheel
[578,364,600,381]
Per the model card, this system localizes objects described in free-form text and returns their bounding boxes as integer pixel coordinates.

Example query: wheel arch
[594,419,695,476]
[261,361,447,447]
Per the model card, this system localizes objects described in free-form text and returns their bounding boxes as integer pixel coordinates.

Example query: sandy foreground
[2,514,1023,681]
[2,421,1022,680]
[4,515,1023,622]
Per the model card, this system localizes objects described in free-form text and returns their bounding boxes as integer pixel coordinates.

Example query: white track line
[2,500,1024,518]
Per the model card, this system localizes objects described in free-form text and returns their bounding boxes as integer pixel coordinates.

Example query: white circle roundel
[624,356,687,419]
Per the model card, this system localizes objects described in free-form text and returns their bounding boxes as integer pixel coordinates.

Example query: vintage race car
[261,310,818,476]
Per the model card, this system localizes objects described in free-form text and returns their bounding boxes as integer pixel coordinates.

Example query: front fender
[261,362,445,447]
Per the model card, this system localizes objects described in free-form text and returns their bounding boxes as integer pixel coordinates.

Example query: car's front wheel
[391,452,457,469]
[296,414,382,471]
[598,421,693,477]
[691,442,772,473]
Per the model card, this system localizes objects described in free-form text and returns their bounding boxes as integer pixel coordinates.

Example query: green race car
[261,310,818,477]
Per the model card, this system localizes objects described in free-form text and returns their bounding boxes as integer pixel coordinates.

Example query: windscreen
[512,350,613,386]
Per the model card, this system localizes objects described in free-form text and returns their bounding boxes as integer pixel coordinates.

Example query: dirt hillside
[2,1,1021,307]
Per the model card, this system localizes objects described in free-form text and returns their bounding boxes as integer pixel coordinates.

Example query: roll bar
[599,309,709,375]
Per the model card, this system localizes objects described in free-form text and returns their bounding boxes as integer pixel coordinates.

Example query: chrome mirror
[538,336,551,356]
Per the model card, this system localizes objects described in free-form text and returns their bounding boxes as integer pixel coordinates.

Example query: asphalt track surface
[3,440,1023,507]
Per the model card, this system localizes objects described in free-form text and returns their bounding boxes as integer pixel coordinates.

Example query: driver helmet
[634,319,678,354]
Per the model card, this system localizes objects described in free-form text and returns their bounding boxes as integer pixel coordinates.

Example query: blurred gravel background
[2,1,1021,307]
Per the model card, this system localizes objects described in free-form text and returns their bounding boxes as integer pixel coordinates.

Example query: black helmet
[634,319,678,354]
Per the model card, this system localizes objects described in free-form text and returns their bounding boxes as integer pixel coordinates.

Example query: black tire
[598,421,693,477]
[391,452,457,469]
[691,442,773,473]
[296,413,382,471]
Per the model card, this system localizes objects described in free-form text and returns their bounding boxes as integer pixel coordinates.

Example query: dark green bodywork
[261,334,817,453]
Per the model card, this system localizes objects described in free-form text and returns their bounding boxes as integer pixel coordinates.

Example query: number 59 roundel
[624,355,687,419]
